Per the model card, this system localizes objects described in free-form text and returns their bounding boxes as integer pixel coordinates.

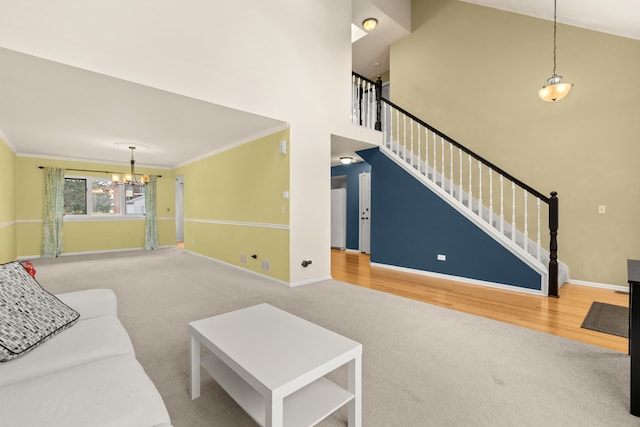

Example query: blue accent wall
[357,148,540,290]
[331,162,372,251]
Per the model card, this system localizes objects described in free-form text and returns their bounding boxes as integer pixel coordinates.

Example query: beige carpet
[33,248,634,426]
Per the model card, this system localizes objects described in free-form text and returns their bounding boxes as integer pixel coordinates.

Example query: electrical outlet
[598,205,606,214]
[240,254,247,264]
[261,260,271,272]
[437,254,446,261]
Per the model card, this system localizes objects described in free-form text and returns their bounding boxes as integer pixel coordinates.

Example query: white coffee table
[189,303,362,427]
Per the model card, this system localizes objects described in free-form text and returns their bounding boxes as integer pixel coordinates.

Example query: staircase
[352,73,568,295]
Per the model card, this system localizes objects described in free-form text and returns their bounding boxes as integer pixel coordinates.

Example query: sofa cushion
[0,354,172,427]
[56,289,118,320]
[0,315,135,387]
[0,261,80,362]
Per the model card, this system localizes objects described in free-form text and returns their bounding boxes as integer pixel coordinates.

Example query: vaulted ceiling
[1,0,637,169]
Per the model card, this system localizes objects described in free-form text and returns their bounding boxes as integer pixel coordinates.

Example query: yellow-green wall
[9,129,289,283]
[15,156,175,257]
[174,129,290,282]
[0,138,16,263]
[390,0,640,286]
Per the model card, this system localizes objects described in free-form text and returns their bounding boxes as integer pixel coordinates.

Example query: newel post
[358,82,364,126]
[375,75,382,131]
[548,191,559,298]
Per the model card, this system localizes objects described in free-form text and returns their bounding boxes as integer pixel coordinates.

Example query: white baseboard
[330,248,364,254]
[569,279,629,293]
[370,262,545,296]
[18,245,176,261]
[183,250,293,287]
[290,275,332,287]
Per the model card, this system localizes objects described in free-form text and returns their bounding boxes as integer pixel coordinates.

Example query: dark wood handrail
[351,72,549,203]
[380,98,550,204]
[352,71,376,85]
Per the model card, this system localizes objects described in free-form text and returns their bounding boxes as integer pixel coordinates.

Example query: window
[64,176,145,217]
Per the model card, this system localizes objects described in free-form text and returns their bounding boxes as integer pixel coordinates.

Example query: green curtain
[144,175,158,250]
[41,167,65,258]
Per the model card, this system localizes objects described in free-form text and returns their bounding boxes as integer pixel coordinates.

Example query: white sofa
[0,288,172,427]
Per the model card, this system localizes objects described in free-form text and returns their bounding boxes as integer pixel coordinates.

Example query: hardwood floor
[331,249,629,353]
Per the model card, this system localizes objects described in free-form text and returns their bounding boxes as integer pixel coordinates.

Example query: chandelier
[111,146,149,185]
[538,0,573,102]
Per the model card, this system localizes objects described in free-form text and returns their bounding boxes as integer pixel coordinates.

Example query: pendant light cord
[553,0,557,75]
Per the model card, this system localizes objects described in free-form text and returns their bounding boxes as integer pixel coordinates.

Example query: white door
[359,172,371,254]
[331,188,347,250]
[175,176,184,243]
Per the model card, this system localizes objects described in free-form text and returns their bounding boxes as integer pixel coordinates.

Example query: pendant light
[538,0,573,102]
[111,146,149,185]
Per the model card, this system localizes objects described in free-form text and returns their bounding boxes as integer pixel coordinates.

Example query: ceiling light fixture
[112,146,150,185]
[340,157,354,165]
[362,18,378,32]
[539,0,573,102]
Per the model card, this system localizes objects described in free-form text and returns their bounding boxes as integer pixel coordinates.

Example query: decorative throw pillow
[0,261,80,362]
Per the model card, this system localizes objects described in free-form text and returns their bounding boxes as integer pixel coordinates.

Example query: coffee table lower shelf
[202,354,354,427]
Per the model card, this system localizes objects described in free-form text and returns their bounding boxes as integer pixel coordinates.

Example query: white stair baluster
[424,128,429,177]
[363,81,368,128]
[370,83,375,128]
[402,115,407,159]
[440,137,444,189]
[449,142,453,195]
[489,169,493,227]
[511,182,516,243]
[417,124,422,174]
[523,191,529,251]
[351,75,355,124]
[363,82,367,128]
[478,163,482,218]
[388,103,392,146]
[458,148,463,203]
[410,119,414,168]
[395,109,400,153]
[536,198,542,262]
[500,175,504,234]
[383,102,388,146]
[433,132,437,181]
[367,82,372,128]
[468,154,472,209]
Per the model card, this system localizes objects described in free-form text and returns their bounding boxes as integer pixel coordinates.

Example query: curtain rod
[37,166,162,178]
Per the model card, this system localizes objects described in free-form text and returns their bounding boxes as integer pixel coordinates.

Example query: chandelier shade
[539,74,573,102]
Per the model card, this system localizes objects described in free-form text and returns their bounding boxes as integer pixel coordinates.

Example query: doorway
[359,172,371,254]
[175,176,184,244]
[331,176,347,250]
